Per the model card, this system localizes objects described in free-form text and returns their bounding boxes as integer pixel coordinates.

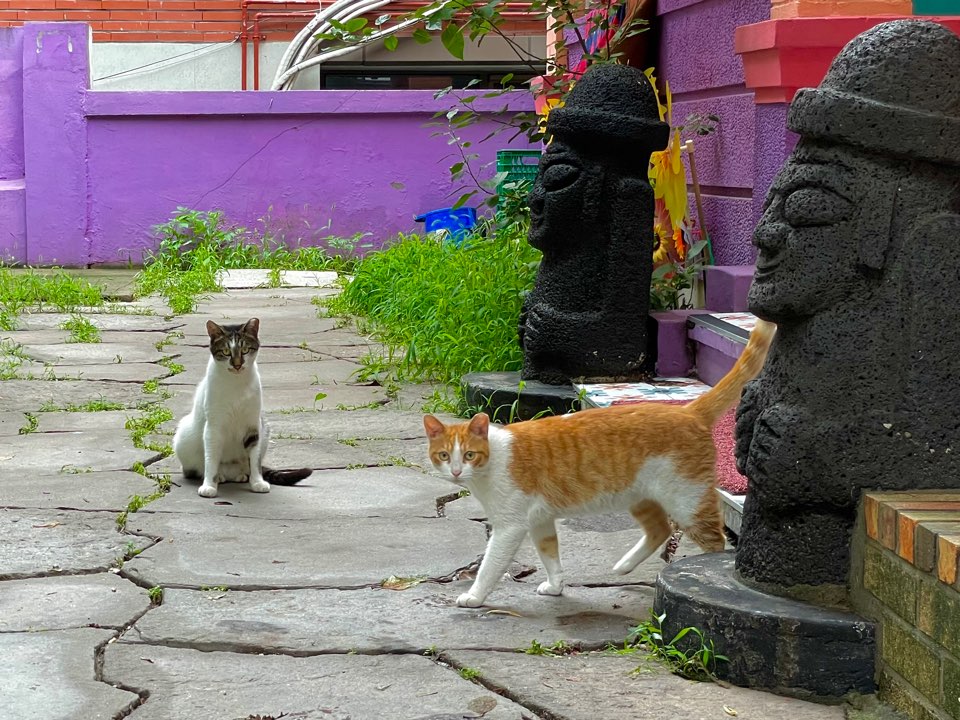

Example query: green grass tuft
[326,228,540,393]
[59,314,102,343]
[0,266,105,328]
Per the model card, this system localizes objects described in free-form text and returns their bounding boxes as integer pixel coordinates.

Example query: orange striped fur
[424,319,776,607]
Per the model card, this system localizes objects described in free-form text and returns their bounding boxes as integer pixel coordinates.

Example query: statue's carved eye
[783,187,854,227]
[540,163,580,192]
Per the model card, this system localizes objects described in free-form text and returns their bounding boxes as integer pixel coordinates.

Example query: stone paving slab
[0,430,154,473]
[21,342,169,365]
[32,362,165,383]
[265,408,435,440]
[16,312,181,332]
[161,356,360,387]
[145,466,451,519]
[444,650,845,720]
[103,644,536,720]
[1,329,171,346]
[2,628,140,720]
[0,410,28,436]
[0,470,157,512]
[0,509,153,580]
[121,513,487,589]
[0,379,146,412]
[0,573,151,631]
[126,583,651,655]
[36,410,134,433]
[159,381,385,413]
[217,268,339,288]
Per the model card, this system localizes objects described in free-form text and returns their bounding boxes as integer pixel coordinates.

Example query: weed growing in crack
[18,412,38,435]
[158,357,184,376]
[60,314,101,343]
[523,640,576,657]
[337,438,360,447]
[142,378,160,394]
[200,585,228,592]
[154,330,184,352]
[148,586,163,605]
[626,611,728,682]
[458,667,482,681]
[40,396,126,413]
[125,402,174,454]
[336,401,387,411]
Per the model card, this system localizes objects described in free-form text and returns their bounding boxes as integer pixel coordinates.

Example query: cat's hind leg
[457,525,527,608]
[244,428,270,494]
[173,414,204,481]
[613,500,672,575]
[530,520,565,596]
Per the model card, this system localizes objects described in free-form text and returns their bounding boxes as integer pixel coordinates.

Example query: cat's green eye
[464,451,476,461]
[438,451,450,461]
[218,350,230,357]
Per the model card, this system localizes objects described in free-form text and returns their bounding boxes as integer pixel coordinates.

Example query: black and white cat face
[206,318,260,374]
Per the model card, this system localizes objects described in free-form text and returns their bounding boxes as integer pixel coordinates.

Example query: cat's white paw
[536,580,564,596]
[456,592,484,608]
[198,484,218,498]
[249,478,270,493]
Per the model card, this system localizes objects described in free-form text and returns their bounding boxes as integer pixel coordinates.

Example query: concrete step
[703,265,754,312]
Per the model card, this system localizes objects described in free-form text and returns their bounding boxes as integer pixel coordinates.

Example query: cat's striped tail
[685,318,776,426]
[263,467,313,485]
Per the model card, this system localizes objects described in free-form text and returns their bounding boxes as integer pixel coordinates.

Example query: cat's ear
[468,413,490,439]
[423,414,446,439]
[206,320,225,339]
[244,318,260,337]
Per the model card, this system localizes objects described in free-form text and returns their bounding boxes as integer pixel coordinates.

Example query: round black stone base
[655,552,875,699]
[461,371,580,423]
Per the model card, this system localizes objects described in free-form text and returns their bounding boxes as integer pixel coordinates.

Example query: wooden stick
[683,139,715,265]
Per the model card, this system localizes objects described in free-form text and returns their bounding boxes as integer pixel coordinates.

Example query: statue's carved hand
[734,381,763,475]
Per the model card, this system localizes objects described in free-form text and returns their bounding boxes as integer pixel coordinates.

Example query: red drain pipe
[241,0,323,90]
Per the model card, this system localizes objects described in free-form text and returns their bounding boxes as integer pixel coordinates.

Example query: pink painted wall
[0,23,533,267]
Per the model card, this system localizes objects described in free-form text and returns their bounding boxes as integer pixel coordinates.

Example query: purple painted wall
[0,23,533,267]
[0,27,25,263]
[657,0,773,265]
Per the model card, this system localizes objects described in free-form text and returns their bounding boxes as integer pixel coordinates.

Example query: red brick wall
[0,0,312,42]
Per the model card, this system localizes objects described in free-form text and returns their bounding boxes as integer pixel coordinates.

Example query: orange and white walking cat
[424,319,776,608]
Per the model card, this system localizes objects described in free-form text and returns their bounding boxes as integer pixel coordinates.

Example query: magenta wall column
[0,28,26,264]
[21,23,90,266]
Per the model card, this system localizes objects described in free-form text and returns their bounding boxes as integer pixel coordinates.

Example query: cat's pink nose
[451,469,462,478]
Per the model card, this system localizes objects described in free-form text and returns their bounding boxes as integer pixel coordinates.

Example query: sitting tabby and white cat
[424,319,776,608]
[173,318,312,498]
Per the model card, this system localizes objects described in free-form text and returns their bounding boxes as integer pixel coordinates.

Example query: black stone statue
[518,63,669,385]
[734,20,960,591]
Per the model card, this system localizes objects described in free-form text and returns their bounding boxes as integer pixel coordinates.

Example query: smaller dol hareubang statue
[734,20,960,592]
[518,63,669,385]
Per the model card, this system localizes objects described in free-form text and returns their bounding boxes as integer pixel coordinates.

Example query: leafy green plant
[628,611,727,682]
[137,207,363,314]
[458,667,482,681]
[148,586,163,605]
[18,412,38,435]
[326,227,539,410]
[524,639,576,657]
[125,402,174,454]
[59,314,101,344]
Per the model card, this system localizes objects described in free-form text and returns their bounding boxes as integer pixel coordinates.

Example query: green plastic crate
[495,149,542,208]
[913,0,959,13]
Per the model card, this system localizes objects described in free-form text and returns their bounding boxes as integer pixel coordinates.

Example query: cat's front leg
[457,525,527,608]
[199,425,224,498]
[530,520,564,596]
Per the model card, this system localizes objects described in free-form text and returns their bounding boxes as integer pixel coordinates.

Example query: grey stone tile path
[0,284,851,719]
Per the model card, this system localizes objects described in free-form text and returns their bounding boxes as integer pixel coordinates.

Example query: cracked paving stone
[21,342,170,366]
[102,644,537,720]
[0,411,29,436]
[144,466,453,519]
[29,363,168,384]
[264,408,434,441]
[0,509,153,580]
[1,628,139,720]
[442,650,845,720]
[0,430,156,473]
[0,574,151,632]
[159,382,386,414]
[14,313,181,332]
[0,380,146,412]
[1,469,157,512]
[35,410,133,433]
[123,583,651,655]
[147,436,398,475]
[121,513,487,589]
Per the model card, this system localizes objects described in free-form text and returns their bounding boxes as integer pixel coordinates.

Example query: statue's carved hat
[788,20,960,167]
[547,63,670,154]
